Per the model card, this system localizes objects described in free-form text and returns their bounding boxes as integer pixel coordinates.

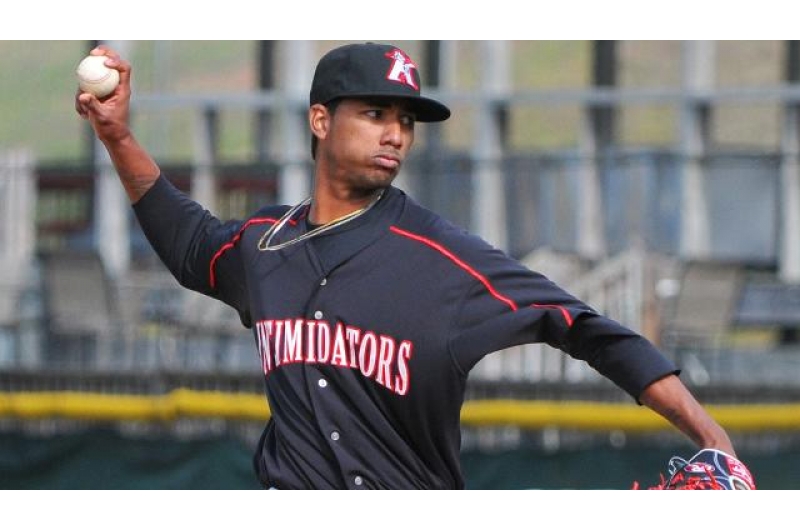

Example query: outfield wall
[1,427,795,489]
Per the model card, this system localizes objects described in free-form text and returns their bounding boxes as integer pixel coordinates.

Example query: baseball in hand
[76,55,120,98]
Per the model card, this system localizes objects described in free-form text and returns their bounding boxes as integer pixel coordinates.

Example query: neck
[308,187,385,225]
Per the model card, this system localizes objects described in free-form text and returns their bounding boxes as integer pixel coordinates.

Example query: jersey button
[314,310,324,320]
[354,476,364,487]
[320,278,327,286]
[318,378,328,388]
[330,431,340,441]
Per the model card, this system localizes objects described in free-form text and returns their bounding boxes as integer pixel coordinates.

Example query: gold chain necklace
[257,190,385,251]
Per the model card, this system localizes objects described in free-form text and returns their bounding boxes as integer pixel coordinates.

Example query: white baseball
[76,55,120,98]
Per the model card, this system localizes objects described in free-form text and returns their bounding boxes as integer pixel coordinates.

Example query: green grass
[0,40,789,164]
[1,41,89,160]
[0,41,258,163]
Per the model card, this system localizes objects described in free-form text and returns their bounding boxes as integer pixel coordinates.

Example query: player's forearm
[101,132,161,203]
[639,374,736,456]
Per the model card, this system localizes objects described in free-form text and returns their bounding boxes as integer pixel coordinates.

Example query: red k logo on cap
[384,49,419,91]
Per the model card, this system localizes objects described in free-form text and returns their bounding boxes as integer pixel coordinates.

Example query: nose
[380,118,403,148]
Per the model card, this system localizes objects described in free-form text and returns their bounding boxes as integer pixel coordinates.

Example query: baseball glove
[633,448,756,490]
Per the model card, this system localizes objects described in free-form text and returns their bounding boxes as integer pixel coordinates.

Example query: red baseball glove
[633,448,756,490]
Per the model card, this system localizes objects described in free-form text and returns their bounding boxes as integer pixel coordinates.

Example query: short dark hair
[310,98,342,160]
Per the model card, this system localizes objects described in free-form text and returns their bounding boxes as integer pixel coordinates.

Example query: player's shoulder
[214,204,293,242]
[395,193,462,236]
[231,204,293,231]
[393,192,495,253]
[248,203,293,221]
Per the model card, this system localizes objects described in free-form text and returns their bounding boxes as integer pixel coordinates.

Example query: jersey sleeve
[446,232,677,401]
[131,175,250,323]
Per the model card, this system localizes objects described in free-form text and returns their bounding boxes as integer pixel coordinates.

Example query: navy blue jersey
[133,175,678,489]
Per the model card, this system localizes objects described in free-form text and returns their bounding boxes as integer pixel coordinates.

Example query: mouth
[373,153,401,171]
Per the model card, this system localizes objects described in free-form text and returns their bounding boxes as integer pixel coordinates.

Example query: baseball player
[76,42,750,489]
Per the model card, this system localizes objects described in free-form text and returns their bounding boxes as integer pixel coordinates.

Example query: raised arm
[74,45,159,203]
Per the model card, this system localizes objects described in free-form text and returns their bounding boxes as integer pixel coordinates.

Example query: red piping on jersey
[531,303,573,327]
[389,226,574,327]
[389,226,518,312]
[209,216,296,289]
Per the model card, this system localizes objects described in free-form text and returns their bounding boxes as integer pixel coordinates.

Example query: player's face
[318,98,416,191]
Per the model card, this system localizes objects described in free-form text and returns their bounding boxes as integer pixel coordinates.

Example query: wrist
[100,129,135,149]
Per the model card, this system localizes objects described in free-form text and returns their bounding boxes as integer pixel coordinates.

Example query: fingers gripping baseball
[75,46,133,144]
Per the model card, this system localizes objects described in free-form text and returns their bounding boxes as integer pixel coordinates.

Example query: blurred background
[2,40,800,489]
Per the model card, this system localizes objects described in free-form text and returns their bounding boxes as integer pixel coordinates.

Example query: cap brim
[330,93,451,122]
[403,96,451,122]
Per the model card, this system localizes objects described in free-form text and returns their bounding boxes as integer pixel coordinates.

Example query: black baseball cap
[310,42,451,122]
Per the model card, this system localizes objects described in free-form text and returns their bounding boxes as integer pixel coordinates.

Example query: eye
[365,109,383,119]
[400,114,416,128]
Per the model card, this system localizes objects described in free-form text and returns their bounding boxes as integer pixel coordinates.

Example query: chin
[359,172,397,190]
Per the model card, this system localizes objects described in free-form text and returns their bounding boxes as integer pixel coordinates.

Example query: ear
[309,104,330,141]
